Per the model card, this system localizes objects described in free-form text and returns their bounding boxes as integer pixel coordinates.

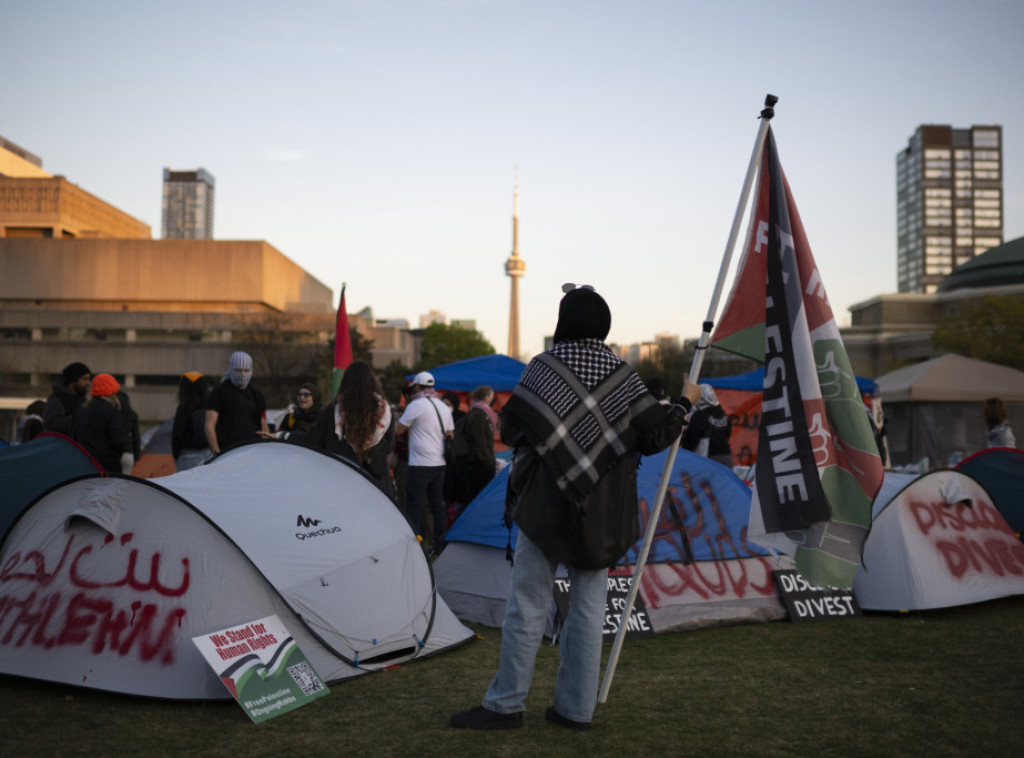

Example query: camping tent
[409,354,526,414]
[853,469,1024,611]
[704,369,879,468]
[875,354,1024,467]
[434,447,788,633]
[131,417,177,479]
[0,441,473,699]
[408,354,527,453]
[957,447,1024,536]
[414,354,526,392]
[0,432,103,538]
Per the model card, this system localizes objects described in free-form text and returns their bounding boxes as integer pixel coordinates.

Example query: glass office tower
[161,168,215,240]
[896,125,1002,293]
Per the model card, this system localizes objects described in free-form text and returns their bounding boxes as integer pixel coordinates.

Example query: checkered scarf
[503,338,655,504]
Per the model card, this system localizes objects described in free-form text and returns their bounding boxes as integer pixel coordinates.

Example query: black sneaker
[449,706,524,730]
[544,706,591,731]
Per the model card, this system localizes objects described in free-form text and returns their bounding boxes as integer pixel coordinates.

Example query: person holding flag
[598,96,885,708]
[450,283,699,731]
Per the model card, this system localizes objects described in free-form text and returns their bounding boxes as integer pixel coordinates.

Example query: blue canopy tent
[407,354,526,392]
[704,367,878,395]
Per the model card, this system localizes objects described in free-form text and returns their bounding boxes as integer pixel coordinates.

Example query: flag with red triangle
[331,284,353,402]
[711,128,883,589]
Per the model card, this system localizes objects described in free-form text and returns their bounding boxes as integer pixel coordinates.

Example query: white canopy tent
[875,354,1024,467]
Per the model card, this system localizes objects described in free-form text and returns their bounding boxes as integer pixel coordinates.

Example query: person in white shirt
[396,371,454,555]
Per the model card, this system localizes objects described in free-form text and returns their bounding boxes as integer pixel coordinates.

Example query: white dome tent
[0,441,473,699]
[854,469,1024,611]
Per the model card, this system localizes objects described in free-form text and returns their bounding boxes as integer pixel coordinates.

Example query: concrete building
[350,308,419,370]
[0,137,429,439]
[842,237,1024,378]
[896,124,1003,294]
[0,136,49,179]
[162,168,215,240]
[0,238,335,425]
[419,309,447,328]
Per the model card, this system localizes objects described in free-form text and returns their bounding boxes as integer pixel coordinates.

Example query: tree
[633,341,694,397]
[633,341,757,399]
[932,294,1024,372]
[234,312,332,407]
[347,326,375,364]
[378,359,413,405]
[418,323,495,369]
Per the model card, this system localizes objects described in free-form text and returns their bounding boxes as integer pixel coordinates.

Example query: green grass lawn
[2,596,1023,757]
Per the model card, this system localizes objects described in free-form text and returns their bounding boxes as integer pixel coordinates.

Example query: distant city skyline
[4,1,1023,359]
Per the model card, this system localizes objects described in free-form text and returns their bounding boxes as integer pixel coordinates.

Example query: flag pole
[598,94,777,704]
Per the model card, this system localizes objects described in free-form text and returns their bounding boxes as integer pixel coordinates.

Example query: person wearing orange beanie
[74,373,127,473]
[90,373,120,398]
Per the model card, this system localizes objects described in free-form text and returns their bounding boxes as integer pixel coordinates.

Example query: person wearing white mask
[204,351,269,455]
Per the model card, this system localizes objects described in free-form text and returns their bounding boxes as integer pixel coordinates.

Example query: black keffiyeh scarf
[503,338,655,504]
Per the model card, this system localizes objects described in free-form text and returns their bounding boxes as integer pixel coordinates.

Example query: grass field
[2,596,1023,757]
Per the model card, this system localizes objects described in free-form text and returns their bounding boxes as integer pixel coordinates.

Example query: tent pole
[598,95,777,705]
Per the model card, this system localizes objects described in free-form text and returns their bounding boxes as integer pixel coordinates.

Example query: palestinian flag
[712,128,883,589]
[331,284,353,402]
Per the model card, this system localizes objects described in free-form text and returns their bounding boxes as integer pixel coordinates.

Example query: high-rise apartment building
[161,168,215,239]
[896,125,1003,293]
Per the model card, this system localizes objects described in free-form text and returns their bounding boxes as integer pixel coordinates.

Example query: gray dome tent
[0,441,473,699]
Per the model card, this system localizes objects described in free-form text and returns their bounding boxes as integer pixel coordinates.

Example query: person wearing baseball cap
[396,370,453,556]
[73,373,127,473]
[42,361,92,435]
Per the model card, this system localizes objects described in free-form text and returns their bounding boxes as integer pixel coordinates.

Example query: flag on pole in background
[712,128,883,589]
[331,284,353,402]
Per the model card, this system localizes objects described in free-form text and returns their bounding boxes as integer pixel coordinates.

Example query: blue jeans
[482,531,609,723]
[405,465,447,547]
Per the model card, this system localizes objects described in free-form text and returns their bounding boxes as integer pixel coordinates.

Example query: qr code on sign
[287,662,325,696]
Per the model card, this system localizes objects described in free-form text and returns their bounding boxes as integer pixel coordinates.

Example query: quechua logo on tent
[295,514,341,541]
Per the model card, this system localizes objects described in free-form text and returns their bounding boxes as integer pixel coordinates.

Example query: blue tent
[0,433,103,539]
[957,447,1024,536]
[446,447,765,564]
[704,367,878,396]
[436,448,782,630]
[408,354,526,392]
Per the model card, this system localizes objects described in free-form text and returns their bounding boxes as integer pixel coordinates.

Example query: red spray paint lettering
[0,532,190,665]
[638,556,777,609]
[907,498,1024,580]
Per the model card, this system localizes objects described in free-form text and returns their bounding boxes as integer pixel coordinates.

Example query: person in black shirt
[75,373,127,473]
[43,361,92,436]
[173,371,211,470]
[204,352,269,454]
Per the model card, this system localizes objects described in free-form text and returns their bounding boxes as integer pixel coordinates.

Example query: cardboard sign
[772,569,862,622]
[553,572,655,641]
[193,614,330,723]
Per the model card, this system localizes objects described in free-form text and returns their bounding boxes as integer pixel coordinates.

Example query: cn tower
[504,175,526,359]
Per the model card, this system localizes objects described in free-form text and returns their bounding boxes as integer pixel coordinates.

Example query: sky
[3,0,1023,361]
